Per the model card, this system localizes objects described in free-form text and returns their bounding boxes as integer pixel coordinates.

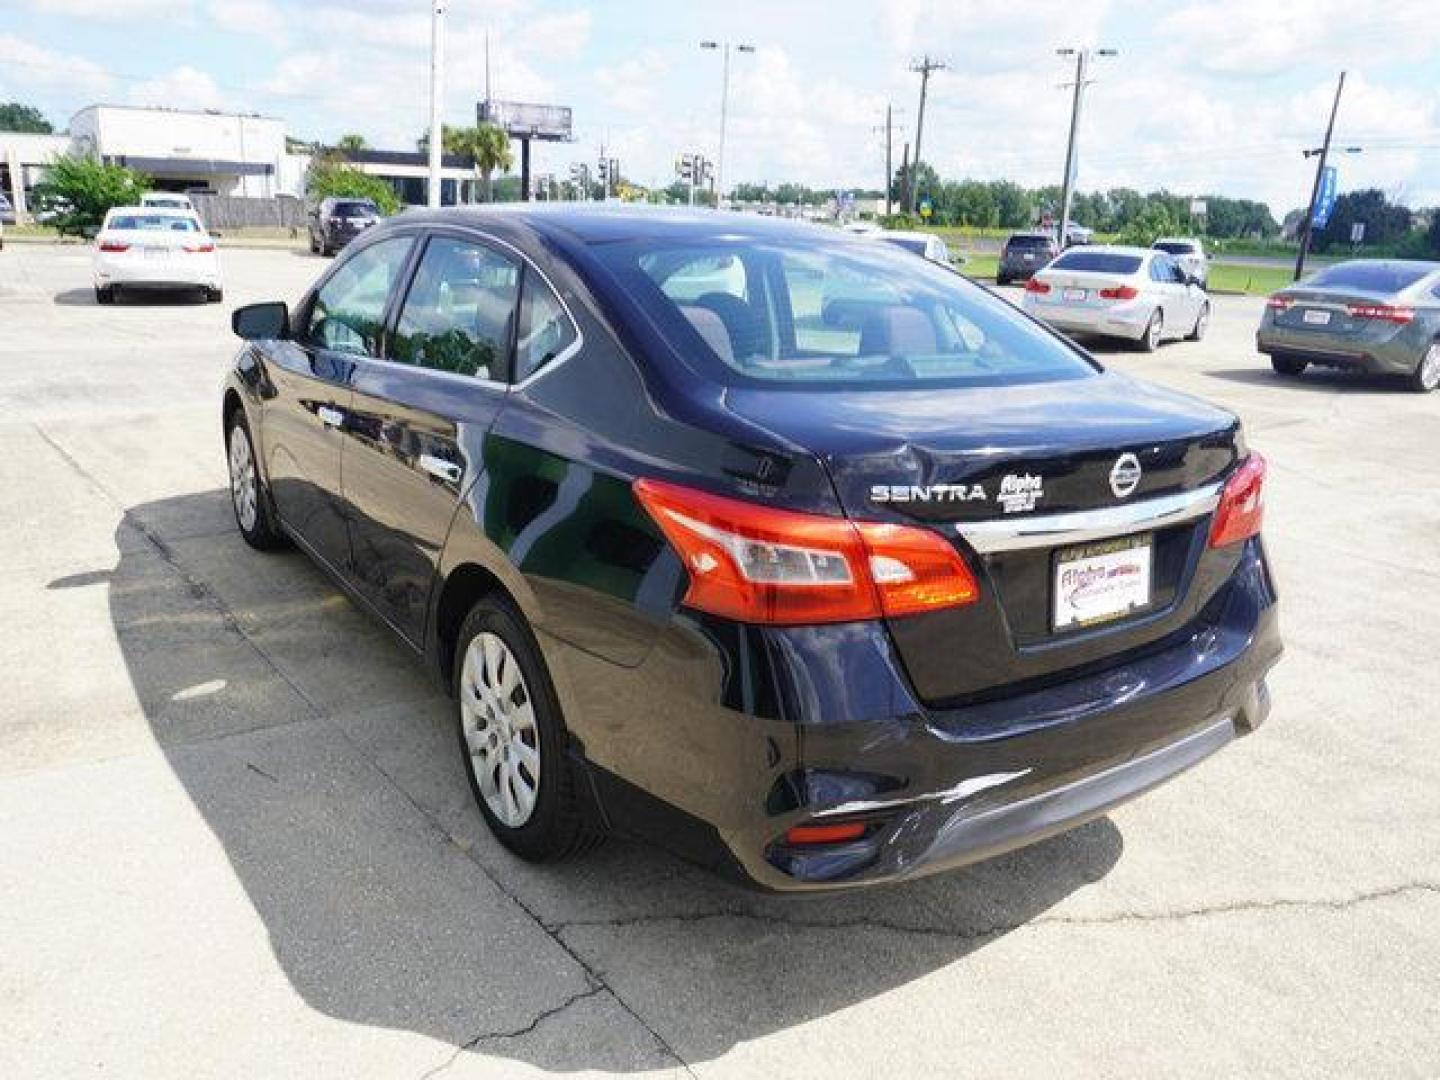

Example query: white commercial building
[69,104,287,198]
[0,131,71,219]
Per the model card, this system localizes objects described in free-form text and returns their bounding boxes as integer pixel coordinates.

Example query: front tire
[1138,310,1163,352]
[1272,356,1308,378]
[95,285,114,305]
[207,287,224,303]
[226,410,287,550]
[1187,302,1210,341]
[454,596,603,862]
[1409,342,1440,393]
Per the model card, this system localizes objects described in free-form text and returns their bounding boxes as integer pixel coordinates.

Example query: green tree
[1117,202,1181,246]
[418,123,513,201]
[335,133,368,152]
[306,156,400,215]
[31,155,148,237]
[1427,210,1440,256]
[1312,188,1412,253]
[0,102,53,133]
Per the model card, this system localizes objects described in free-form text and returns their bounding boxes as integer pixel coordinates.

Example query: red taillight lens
[1266,295,1294,312]
[1208,454,1267,548]
[184,242,216,253]
[1345,303,1414,324]
[98,240,129,252]
[1024,278,1051,294]
[785,822,867,845]
[1099,284,1139,300]
[632,478,980,625]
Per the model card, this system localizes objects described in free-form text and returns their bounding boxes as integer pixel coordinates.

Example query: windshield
[592,237,1096,389]
[1006,235,1052,250]
[1306,262,1434,293]
[1153,242,1198,256]
[107,215,201,232]
[334,202,377,218]
[1052,251,1143,274]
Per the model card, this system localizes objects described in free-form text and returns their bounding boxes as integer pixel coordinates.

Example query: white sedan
[1020,244,1208,351]
[92,206,222,304]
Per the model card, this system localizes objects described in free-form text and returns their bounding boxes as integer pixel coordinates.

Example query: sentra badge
[870,483,986,504]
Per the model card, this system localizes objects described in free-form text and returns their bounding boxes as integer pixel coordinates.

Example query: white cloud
[127,66,226,111]
[0,33,112,99]
[30,0,191,17]
[209,0,288,38]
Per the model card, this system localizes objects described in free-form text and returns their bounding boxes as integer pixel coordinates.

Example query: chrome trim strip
[957,481,1223,554]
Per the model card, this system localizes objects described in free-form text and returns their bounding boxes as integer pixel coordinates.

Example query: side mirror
[232,301,290,340]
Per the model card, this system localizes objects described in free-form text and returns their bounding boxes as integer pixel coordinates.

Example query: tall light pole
[908,55,946,213]
[427,0,446,208]
[700,40,755,207]
[1055,46,1115,246]
[1294,71,1349,281]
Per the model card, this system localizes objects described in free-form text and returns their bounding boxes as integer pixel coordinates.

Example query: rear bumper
[95,256,220,290]
[1025,298,1151,341]
[1256,327,1421,376]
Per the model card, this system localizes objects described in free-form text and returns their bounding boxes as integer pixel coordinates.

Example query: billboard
[478,100,572,141]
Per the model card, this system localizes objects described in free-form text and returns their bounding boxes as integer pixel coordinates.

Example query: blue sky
[4,0,1438,214]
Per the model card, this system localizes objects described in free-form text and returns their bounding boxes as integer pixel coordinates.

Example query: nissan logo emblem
[1110,453,1142,499]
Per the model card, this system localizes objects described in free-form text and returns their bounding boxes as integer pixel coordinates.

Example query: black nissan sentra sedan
[222,206,1281,891]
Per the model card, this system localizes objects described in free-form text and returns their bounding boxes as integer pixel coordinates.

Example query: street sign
[1190,198,1207,216]
[1312,166,1338,228]
[1350,221,1366,244]
[918,195,933,219]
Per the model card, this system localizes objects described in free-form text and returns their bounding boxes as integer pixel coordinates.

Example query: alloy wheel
[460,632,541,828]
[1420,344,1440,391]
[228,425,258,532]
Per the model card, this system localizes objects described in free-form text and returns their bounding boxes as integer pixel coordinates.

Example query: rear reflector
[1024,278,1051,294]
[1266,295,1294,311]
[98,240,129,252]
[1099,284,1139,300]
[632,478,980,625]
[1345,303,1414,324]
[785,822,867,845]
[1208,453,1267,548]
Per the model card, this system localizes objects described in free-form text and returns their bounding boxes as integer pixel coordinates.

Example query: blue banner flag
[1312,166,1338,228]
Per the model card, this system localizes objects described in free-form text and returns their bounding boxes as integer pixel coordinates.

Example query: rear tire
[1138,310,1162,352]
[308,232,319,254]
[1187,302,1210,341]
[1271,356,1308,378]
[454,595,604,862]
[94,285,114,305]
[996,274,1010,286]
[1409,342,1440,393]
[226,409,287,550]
[207,287,224,304]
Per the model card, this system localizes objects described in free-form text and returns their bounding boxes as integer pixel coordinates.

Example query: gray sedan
[1256,260,1440,393]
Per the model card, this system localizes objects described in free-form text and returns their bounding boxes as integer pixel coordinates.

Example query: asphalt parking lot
[2,242,1438,1079]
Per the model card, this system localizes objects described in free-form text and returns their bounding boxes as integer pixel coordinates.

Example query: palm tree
[443,124,512,202]
[335,133,368,153]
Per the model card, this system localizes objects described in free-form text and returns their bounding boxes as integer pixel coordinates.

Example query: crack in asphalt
[545,880,1440,943]
[416,985,608,1080]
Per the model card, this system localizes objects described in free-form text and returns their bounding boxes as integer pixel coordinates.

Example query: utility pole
[1055,46,1116,247]
[1294,71,1347,281]
[427,0,445,208]
[899,141,910,214]
[872,105,900,216]
[907,56,945,213]
[700,41,756,207]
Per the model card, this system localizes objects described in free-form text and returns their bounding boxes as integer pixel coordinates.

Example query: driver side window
[305,237,412,356]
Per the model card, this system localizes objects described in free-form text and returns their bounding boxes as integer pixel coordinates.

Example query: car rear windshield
[590,237,1097,389]
[1306,262,1433,293]
[108,215,200,232]
[1153,242,1198,256]
[1051,251,1143,274]
[334,202,377,218]
[884,236,929,255]
[1006,235,1052,250]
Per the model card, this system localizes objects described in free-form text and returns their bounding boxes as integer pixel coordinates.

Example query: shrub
[31,155,148,237]
[306,159,401,216]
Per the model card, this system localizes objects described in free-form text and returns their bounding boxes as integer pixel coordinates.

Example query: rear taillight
[1024,278,1051,294]
[1099,284,1139,300]
[183,242,216,253]
[632,478,980,625]
[1208,453,1266,548]
[1345,303,1414,324]
[1266,295,1295,312]
[98,240,129,252]
[784,822,868,846]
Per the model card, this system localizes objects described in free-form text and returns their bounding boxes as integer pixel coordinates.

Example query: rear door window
[305,236,412,356]
[515,273,578,382]
[390,235,519,379]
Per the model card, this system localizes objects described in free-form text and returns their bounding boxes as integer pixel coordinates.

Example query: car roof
[875,229,939,242]
[1007,231,1054,240]
[106,205,198,217]
[1055,243,1154,257]
[1153,237,1201,246]
[1323,258,1440,271]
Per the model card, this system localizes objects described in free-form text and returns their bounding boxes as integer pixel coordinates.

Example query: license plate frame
[1052,533,1154,631]
[1063,287,1088,302]
[1302,308,1332,326]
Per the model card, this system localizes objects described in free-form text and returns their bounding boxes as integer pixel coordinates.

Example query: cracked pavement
[1,244,1438,1078]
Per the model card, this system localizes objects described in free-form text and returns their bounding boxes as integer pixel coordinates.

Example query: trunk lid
[724,370,1244,703]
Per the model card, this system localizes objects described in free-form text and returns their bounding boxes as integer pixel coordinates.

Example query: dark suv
[308,197,382,256]
[223,207,1280,890]
[997,231,1060,285]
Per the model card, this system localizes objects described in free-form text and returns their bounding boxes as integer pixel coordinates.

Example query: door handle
[418,454,462,484]
[317,405,345,428]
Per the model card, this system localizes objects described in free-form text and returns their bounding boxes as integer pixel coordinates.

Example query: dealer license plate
[1053,534,1153,630]
[1302,309,1332,325]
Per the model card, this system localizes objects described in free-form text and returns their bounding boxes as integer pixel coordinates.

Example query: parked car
[997,231,1059,285]
[140,191,195,212]
[0,192,14,226]
[1063,223,1094,246]
[308,197,382,255]
[1257,259,1440,392]
[91,206,222,304]
[872,228,958,268]
[1153,237,1209,287]
[1022,244,1209,351]
[222,206,1280,890]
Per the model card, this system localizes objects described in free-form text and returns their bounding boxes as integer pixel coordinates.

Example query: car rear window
[884,237,929,256]
[1306,262,1433,293]
[1051,251,1143,274]
[1153,242,1198,256]
[1006,235,1052,250]
[107,215,200,232]
[590,237,1096,389]
[334,202,377,218]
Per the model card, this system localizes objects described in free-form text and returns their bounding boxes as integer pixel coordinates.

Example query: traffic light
[597,159,609,184]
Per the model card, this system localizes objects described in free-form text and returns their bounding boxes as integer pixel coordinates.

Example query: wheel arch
[431,562,513,692]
